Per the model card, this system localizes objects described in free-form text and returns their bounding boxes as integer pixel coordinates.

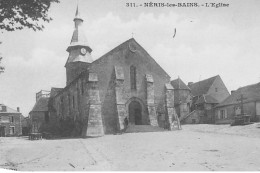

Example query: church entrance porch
[128,101,143,125]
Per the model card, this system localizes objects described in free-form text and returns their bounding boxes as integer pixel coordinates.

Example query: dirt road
[1,124,260,171]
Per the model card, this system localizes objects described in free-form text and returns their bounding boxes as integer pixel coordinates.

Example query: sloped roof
[67,5,91,52]
[65,6,93,66]
[189,75,219,96]
[217,82,260,107]
[30,97,49,113]
[0,104,20,114]
[171,78,190,90]
[195,94,219,105]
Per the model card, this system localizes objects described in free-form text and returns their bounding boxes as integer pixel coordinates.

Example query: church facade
[30,7,180,137]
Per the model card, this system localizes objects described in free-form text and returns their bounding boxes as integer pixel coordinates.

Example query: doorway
[129,101,142,125]
[0,126,6,137]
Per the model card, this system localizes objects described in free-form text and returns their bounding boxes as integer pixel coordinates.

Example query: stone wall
[50,39,174,136]
[66,62,89,85]
[52,71,104,137]
[114,66,127,131]
[165,84,180,130]
[145,74,158,126]
[84,72,104,137]
[89,39,171,132]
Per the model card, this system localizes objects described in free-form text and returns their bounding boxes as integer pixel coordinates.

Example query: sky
[0,0,260,117]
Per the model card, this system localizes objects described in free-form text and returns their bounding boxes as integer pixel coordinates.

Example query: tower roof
[65,4,93,66]
[66,4,92,52]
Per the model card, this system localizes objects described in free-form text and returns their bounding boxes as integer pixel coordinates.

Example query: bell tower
[65,4,93,85]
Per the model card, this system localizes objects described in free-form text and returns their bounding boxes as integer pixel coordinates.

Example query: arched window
[130,65,137,90]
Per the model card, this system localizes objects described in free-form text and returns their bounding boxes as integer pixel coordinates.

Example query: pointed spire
[74,3,83,22]
[75,3,79,16]
[66,3,93,63]
[66,3,92,53]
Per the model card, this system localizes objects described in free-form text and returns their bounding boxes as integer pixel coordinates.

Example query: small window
[10,116,14,123]
[192,119,196,124]
[220,109,226,119]
[215,88,218,92]
[10,126,15,135]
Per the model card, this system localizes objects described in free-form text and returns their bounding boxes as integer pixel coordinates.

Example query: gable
[90,38,170,79]
[189,75,218,96]
[88,38,171,104]
[207,76,230,103]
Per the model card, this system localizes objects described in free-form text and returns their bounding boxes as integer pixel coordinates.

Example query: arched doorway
[129,101,142,125]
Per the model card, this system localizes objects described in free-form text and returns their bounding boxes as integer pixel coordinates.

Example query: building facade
[185,75,230,124]
[215,82,260,124]
[0,104,22,137]
[30,6,179,137]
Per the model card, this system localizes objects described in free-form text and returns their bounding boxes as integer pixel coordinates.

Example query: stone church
[30,6,180,137]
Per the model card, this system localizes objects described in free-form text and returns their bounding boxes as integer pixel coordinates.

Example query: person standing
[123,117,129,132]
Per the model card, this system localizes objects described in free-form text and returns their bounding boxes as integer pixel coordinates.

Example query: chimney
[17,107,20,112]
[231,90,235,95]
[188,82,193,87]
[2,106,7,112]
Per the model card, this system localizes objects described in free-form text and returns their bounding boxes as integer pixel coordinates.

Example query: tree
[0,0,59,32]
[0,42,3,74]
[0,0,59,74]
